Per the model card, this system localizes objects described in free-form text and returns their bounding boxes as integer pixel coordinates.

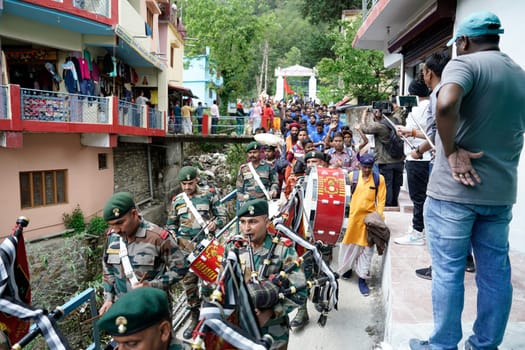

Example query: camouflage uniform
[102,219,187,302]
[166,187,227,240]
[236,160,279,205]
[166,188,227,308]
[233,234,306,349]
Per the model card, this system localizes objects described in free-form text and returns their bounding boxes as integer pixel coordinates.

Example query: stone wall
[113,142,165,204]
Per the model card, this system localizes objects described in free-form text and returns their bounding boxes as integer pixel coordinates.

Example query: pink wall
[0,133,114,241]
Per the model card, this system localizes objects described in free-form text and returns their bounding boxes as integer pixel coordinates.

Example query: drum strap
[181,192,210,235]
[248,162,271,200]
[119,237,139,286]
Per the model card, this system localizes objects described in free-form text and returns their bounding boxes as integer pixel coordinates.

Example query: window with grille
[98,153,108,170]
[20,170,67,208]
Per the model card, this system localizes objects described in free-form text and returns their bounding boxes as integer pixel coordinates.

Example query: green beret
[237,199,268,217]
[177,166,198,181]
[304,150,325,161]
[98,288,170,336]
[103,192,135,221]
[245,141,261,152]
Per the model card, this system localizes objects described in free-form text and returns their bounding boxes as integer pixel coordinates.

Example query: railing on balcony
[71,0,111,17]
[118,100,144,127]
[21,88,109,123]
[149,108,163,130]
[362,0,380,20]
[0,85,8,119]
[158,2,179,28]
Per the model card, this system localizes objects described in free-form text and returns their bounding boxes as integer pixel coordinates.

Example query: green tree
[316,18,398,104]
[182,0,270,105]
[301,0,361,25]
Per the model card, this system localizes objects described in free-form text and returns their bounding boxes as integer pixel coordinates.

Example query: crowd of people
[91,11,525,350]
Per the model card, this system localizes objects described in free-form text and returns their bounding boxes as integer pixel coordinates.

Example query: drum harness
[248,162,272,200]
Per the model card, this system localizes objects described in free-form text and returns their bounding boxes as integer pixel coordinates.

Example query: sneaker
[465,255,476,273]
[394,229,425,246]
[415,266,432,280]
[358,278,369,297]
[342,269,353,280]
[409,339,431,350]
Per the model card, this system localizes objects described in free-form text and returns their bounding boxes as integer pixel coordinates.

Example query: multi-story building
[0,0,187,239]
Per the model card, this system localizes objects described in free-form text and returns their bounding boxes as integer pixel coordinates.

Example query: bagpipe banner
[0,218,70,349]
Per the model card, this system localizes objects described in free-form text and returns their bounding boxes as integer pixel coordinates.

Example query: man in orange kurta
[338,153,386,296]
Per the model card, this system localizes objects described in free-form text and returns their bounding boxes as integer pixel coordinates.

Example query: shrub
[86,216,108,236]
[62,205,85,234]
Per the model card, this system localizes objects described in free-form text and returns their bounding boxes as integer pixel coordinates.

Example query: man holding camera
[361,104,405,207]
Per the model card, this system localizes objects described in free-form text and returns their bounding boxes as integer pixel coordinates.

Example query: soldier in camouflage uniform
[236,141,279,206]
[166,166,227,339]
[98,287,187,350]
[233,199,306,350]
[99,192,187,315]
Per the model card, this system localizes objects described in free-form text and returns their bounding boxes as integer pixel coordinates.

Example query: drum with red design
[303,166,350,245]
[187,238,225,283]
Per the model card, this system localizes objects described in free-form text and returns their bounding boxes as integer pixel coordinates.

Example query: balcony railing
[149,108,164,130]
[362,0,380,20]
[118,100,144,127]
[0,85,7,120]
[158,2,179,28]
[52,0,111,18]
[21,88,110,123]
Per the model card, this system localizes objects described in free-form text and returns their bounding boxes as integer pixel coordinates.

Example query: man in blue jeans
[410,12,525,350]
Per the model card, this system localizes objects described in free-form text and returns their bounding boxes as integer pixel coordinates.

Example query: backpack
[351,170,380,201]
[379,119,405,159]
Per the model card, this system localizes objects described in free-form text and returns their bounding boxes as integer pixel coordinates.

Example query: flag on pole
[283,76,294,95]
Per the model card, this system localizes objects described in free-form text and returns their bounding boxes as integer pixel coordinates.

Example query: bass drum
[303,166,351,245]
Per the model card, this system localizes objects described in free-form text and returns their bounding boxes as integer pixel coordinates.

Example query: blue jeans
[405,160,429,231]
[424,197,513,350]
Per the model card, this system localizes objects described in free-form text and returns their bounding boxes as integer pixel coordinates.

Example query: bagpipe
[181,178,340,349]
[0,217,78,350]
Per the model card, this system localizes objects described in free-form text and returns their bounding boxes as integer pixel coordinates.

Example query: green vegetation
[226,143,246,184]
[62,205,85,234]
[86,216,108,236]
[182,0,397,106]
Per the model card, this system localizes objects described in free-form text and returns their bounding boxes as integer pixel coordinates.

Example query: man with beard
[236,141,279,206]
[284,122,301,153]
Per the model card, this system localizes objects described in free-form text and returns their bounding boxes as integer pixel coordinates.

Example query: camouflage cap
[304,150,325,161]
[97,287,170,336]
[245,141,261,152]
[237,198,268,217]
[177,166,198,181]
[103,192,135,221]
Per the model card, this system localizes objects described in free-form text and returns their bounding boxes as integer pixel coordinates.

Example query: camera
[396,95,419,108]
[371,101,392,114]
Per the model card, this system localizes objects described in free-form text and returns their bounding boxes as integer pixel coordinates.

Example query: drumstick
[382,114,416,150]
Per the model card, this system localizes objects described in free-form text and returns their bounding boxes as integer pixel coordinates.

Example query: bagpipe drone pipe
[186,185,339,349]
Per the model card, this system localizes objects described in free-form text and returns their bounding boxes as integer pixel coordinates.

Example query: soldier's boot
[290,302,309,328]
[183,308,200,340]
